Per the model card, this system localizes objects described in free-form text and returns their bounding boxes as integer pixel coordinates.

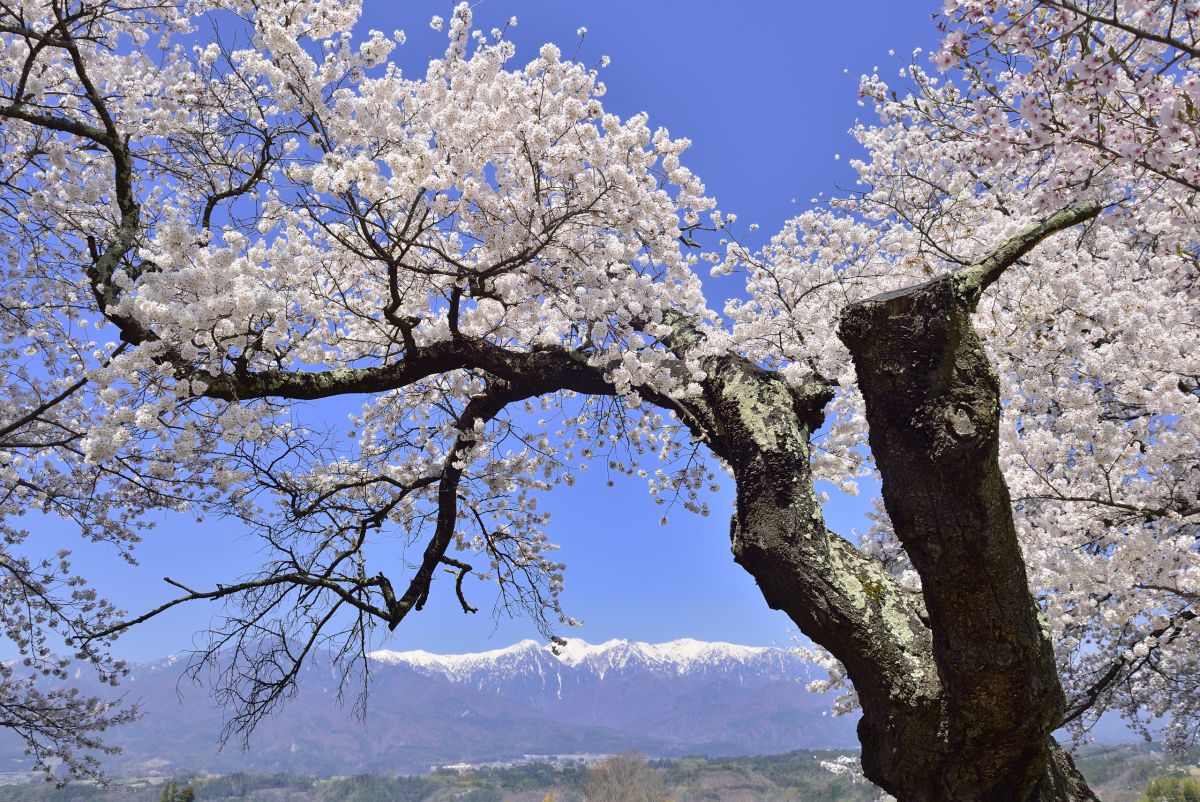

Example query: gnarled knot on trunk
[918,394,1000,463]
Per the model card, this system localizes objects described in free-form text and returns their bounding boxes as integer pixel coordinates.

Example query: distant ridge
[0,638,860,777]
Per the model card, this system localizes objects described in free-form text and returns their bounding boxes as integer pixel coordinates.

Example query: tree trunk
[701,352,1098,801]
[835,238,1104,799]
[680,209,1105,801]
[629,210,1103,800]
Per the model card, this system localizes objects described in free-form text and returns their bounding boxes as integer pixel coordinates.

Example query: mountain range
[0,638,861,776]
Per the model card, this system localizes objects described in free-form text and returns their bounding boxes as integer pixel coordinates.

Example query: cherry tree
[0,0,1196,799]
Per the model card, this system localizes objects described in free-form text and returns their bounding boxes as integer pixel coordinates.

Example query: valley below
[0,744,1192,802]
[0,639,1169,800]
[2,639,860,777]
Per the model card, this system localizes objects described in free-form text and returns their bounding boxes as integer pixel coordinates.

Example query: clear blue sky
[37,2,941,662]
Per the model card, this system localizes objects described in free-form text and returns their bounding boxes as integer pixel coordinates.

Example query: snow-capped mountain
[368,638,799,683]
[0,639,860,777]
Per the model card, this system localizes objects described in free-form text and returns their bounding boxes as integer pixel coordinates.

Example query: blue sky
[39,2,942,662]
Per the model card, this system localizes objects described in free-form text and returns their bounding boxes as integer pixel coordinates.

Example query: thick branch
[687,353,941,794]
[203,339,614,402]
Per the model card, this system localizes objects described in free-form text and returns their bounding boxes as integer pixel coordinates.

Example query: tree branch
[953,200,1104,305]
[1038,0,1200,61]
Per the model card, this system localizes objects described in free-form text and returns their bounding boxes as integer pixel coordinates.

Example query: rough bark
[686,345,1098,802]
[829,205,1102,801]
[836,275,1091,800]
[690,357,946,794]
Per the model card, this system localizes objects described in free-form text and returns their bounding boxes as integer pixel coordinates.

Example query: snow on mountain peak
[367,637,787,681]
[368,639,543,679]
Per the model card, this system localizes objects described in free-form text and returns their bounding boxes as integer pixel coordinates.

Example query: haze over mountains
[1,638,862,776]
